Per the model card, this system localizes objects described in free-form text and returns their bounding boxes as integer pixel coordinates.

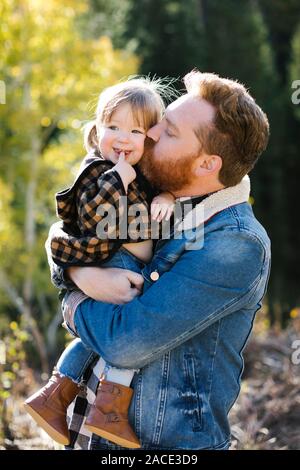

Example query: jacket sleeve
[50,170,126,268]
[73,228,270,369]
[76,170,126,237]
[45,225,76,290]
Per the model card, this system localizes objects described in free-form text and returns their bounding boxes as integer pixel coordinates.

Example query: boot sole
[84,424,141,449]
[24,402,70,446]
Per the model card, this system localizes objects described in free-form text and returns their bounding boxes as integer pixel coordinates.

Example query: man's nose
[147,123,161,142]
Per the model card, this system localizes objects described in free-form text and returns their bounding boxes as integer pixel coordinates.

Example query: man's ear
[194,154,222,176]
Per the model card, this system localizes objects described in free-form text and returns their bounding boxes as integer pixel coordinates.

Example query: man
[48,70,270,450]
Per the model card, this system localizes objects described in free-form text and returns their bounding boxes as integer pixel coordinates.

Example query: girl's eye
[108,125,118,130]
[132,129,144,134]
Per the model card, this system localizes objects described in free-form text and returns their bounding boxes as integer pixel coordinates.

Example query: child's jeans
[56,246,145,384]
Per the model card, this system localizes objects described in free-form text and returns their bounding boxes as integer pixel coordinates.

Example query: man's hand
[67,266,144,304]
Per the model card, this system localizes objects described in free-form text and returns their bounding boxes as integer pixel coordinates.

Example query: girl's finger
[165,207,174,221]
[151,203,161,220]
[160,206,168,220]
[119,151,125,162]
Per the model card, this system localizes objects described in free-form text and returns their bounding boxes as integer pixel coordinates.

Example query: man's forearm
[72,249,263,369]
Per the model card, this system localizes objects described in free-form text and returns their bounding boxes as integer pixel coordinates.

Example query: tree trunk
[22,129,49,375]
[0,268,49,375]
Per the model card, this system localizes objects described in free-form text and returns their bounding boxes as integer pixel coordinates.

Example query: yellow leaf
[41,116,51,127]
[290,308,299,319]
[10,321,18,331]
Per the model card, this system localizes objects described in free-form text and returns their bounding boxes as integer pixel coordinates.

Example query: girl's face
[97,102,147,165]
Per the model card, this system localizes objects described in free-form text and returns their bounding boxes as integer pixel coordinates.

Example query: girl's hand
[113,152,136,190]
[151,192,175,223]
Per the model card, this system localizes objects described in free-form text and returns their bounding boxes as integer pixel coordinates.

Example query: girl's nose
[117,130,130,142]
[147,122,162,142]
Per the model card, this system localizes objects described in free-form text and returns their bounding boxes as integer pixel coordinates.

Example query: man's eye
[166,129,174,137]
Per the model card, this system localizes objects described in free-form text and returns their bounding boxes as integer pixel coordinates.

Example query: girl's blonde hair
[84,77,178,152]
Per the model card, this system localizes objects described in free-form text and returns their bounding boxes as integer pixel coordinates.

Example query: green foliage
[202,0,276,100]
[0,322,28,400]
[0,321,28,439]
[84,0,205,80]
[260,0,300,84]
[0,0,139,367]
[1,0,300,376]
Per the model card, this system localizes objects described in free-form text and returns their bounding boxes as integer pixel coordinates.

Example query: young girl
[24,78,176,449]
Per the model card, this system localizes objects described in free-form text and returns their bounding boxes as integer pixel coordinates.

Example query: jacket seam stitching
[130,274,262,368]
[152,352,170,445]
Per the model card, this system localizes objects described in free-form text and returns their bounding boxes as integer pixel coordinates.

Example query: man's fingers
[125,270,144,290]
[128,287,142,300]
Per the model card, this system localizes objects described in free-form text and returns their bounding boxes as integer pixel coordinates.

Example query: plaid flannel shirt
[66,357,104,450]
[50,150,156,268]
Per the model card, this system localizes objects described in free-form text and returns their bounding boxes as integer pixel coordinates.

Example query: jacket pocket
[181,354,203,432]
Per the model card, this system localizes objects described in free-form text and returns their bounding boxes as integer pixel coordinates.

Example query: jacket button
[150,270,160,281]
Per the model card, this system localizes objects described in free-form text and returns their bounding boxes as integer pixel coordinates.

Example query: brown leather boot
[24,369,80,445]
[84,379,141,449]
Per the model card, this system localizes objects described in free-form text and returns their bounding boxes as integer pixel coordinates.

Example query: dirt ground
[229,323,300,450]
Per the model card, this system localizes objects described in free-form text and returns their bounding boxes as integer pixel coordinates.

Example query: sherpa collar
[177,175,251,231]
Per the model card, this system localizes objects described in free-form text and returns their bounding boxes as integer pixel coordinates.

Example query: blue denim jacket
[48,177,271,450]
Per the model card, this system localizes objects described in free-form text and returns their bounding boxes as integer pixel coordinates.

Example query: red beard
[138,138,198,193]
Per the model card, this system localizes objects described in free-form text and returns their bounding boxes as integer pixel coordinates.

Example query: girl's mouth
[114,149,132,157]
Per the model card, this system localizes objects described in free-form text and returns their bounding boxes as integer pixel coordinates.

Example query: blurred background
[0,0,300,450]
